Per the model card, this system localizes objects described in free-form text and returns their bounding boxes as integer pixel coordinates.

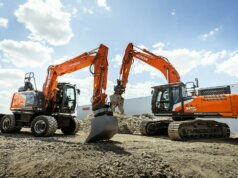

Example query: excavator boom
[43,45,109,112]
[119,43,180,89]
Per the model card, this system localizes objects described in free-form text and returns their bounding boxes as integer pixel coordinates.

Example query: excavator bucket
[86,114,118,143]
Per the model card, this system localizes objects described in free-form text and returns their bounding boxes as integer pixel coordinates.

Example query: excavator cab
[152,81,200,118]
[55,83,77,114]
[151,82,187,115]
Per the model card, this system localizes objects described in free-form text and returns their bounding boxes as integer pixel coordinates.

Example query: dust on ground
[0,113,237,178]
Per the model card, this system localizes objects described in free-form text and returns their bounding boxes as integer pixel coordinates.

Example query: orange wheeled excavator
[0,44,118,142]
[117,43,238,140]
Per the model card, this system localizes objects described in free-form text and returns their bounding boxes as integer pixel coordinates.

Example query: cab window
[63,86,76,112]
[172,87,180,104]
[156,88,170,112]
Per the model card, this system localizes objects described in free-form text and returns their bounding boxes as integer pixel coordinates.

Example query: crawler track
[140,120,172,136]
[168,120,230,141]
[140,119,230,141]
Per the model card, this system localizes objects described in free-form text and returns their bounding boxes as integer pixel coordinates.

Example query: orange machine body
[10,92,27,110]
[10,90,44,112]
[173,94,238,117]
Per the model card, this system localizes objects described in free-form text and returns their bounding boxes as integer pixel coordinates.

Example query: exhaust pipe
[195,78,199,88]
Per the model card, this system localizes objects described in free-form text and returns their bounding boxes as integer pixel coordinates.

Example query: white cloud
[0,17,8,28]
[152,47,229,76]
[72,8,78,17]
[216,54,238,77]
[54,55,70,65]
[0,40,53,68]
[59,76,114,105]
[58,76,156,105]
[171,9,176,16]
[15,0,74,46]
[1,58,10,63]
[131,60,165,78]
[0,69,25,89]
[0,69,26,113]
[124,81,158,99]
[28,33,45,42]
[83,7,94,14]
[200,50,228,65]
[111,54,122,68]
[97,0,110,11]
[152,42,165,49]
[200,26,222,41]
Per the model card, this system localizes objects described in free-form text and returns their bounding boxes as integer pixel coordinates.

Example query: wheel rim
[2,118,11,130]
[34,120,46,134]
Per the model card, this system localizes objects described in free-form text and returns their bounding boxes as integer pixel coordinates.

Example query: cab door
[171,86,184,113]
[56,84,77,113]
[61,85,76,113]
[152,87,173,114]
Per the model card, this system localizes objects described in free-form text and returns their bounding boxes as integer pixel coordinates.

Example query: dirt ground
[0,113,237,178]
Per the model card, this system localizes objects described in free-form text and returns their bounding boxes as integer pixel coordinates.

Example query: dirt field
[0,114,237,178]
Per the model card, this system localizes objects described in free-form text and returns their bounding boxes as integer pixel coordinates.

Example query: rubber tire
[31,115,57,137]
[0,115,18,133]
[61,117,80,135]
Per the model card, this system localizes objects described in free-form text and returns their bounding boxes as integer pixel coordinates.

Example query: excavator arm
[119,43,180,89]
[42,44,118,142]
[43,44,109,112]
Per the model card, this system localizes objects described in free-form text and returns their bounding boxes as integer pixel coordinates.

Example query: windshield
[155,88,170,112]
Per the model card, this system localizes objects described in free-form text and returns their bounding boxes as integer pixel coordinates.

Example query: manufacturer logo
[186,106,197,112]
[136,55,148,61]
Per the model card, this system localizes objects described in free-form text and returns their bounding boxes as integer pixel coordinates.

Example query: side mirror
[151,90,154,95]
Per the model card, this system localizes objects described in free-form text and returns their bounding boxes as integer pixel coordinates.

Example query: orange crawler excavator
[0,44,118,142]
[117,43,238,140]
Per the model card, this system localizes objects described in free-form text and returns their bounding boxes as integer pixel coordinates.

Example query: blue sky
[0,0,238,113]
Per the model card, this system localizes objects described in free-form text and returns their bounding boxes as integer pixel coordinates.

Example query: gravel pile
[92,152,181,178]
[79,113,155,135]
